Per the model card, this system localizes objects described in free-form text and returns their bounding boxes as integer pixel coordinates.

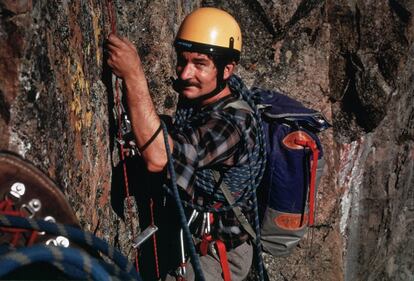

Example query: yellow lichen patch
[70,95,82,116]
[71,61,89,96]
[90,8,102,66]
[75,120,82,132]
[85,80,90,96]
[84,111,93,128]
[69,60,92,132]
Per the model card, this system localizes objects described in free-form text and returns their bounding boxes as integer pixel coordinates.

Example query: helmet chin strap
[196,71,226,102]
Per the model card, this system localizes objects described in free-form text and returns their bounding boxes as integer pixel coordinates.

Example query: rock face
[0,0,412,280]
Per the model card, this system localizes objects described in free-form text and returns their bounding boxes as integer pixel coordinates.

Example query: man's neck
[200,85,232,106]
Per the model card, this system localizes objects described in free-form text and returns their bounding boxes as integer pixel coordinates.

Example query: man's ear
[223,62,236,80]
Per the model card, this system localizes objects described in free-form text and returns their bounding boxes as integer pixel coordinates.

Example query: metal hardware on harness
[132,225,158,249]
[39,216,56,235]
[121,113,132,136]
[56,236,70,247]
[44,216,56,223]
[21,199,42,218]
[178,210,199,277]
[200,212,207,236]
[45,236,70,248]
[9,183,26,200]
[114,111,140,156]
[206,212,211,234]
[111,83,139,158]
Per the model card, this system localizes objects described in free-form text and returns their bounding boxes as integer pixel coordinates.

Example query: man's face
[175,51,218,100]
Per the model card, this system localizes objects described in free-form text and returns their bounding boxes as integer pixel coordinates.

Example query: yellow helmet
[174,7,242,62]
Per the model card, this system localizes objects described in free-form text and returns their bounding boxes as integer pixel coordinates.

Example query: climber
[107,7,264,281]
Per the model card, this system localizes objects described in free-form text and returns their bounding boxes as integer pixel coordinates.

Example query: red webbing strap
[308,142,319,226]
[294,139,319,226]
[215,240,232,281]
[105,0,140,272]
[176,274,186,281]
[0,198,38,247]
[199,234,213,256]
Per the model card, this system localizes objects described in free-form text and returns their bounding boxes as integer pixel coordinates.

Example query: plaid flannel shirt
[170,92,258,249]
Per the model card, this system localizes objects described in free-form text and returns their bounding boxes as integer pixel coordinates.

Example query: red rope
[105,0,140,272]
[150,198,160,279]
[107,0,117,34]
[106,2,161,276]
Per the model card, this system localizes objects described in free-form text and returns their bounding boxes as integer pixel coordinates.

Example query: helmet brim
[174,39,240,63]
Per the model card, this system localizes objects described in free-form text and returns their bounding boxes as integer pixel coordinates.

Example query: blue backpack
[251,87,331,256]
[221,87,331,257]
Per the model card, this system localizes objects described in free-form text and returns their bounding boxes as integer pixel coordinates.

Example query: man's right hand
[106,34,145,82]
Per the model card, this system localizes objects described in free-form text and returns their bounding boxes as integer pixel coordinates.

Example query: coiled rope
[0,214,141,280]
[1,245,115,280]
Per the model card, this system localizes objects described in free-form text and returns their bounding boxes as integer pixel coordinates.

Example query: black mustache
[171,78,200,91]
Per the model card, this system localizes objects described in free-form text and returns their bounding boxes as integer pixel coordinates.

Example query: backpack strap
[212,171,257,241]
[223,99,254,113]
[262,111,331,133]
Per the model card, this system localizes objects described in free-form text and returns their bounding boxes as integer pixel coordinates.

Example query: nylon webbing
[212,171,256,240]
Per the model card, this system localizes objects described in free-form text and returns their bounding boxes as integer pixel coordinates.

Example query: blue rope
[161,121,206,281]
[229,76,266,281]
[0,245,111,280]
[0,214,139,280]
